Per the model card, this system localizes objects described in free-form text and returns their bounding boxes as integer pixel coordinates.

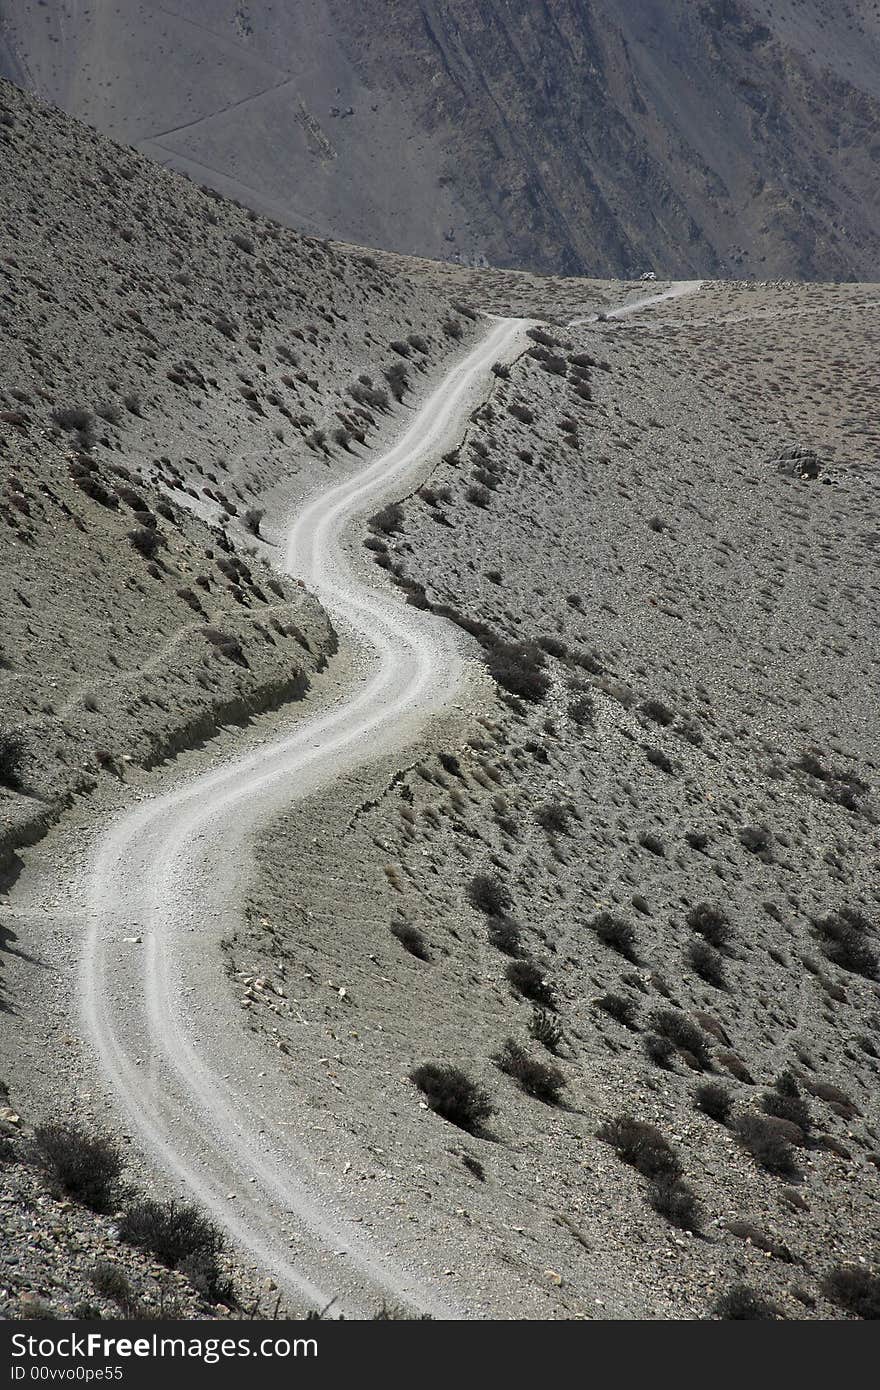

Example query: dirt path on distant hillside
[569,279,702,327]
[77,283,700,1318]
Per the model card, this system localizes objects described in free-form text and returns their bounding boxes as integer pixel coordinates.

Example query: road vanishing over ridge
[78,283,699,1318]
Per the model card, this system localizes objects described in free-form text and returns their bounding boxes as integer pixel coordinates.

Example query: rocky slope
[1,79,878,1322]
[234,277,880,1318]
[2,1,879,279]
[0,77,484,897]
[0,78,497,1319]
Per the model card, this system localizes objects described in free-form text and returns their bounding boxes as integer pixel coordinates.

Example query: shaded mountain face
[1,1,879,276]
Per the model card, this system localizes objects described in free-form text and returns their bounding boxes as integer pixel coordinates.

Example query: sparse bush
[494,1039,565,1103]
[461,1153,485,1181]
[645,746,675,774]
[685,903,731,950]
[90,1262,136,1312]
[761,1073,810,1134]
[485,914,521,955]
[484,639,550,702]
[534,801,570,834]
[204,628,247,666]
[688,940,726,988]
[734,1113,798,1177]
[814,906,877,979]
[649,1010,711,1070]
[597,1115,682,1182]
[0,730,24,791]
[822,1264,880,1319]
[638,831,665,856]
[466,483,491,508]
[527,326,557,347]
[118,1199,227,1299]
[726,1221,795,1263]
[648,1177,703,1232]
[384,362,409,401]
[685,829,709,852]
[129,526,161,560]
[591,912,638,962]
[529,1007,563,1051]
[368,502,404,536]
[410,1064,493,1133]
[438,751,462,778]
[467,873,510,916]
[738,824,774,859]
[34,1125,121,1211]
[718,1052,755,1084]
[568,694,594,726]
[695,1082,732,1124]
[506,958,556,1009]
[644,1033,676,1068]
[597,993,638,1029]
[640,698,674,726]
[52,405,96,445]
[713,1284,782,1319]
[390,922,429,961]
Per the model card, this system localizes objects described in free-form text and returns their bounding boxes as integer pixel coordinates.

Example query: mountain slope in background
[2,0,879,279]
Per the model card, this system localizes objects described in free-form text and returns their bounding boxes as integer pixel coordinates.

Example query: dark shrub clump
[529,1007,563,1051]
[597,993,638,1029]
[34,1125,121,1211]
[685,903,731,950]
[535,801,571,835]
[494,1040,565,1104]
[591,912,638,962]
[0,730,24,791]
[695,1082,732,1125]
[814,906,877,979]
[486,914,522,955]
[648,1177,703,1232]
[410,1063,493,1133]
[390,921,429,960]
[485,639,550,702]
[644,1033,676,1068]
[467,873,511,917]
[649,1009,712,1070]
[735,1113,798,1177]
[90,1262,136,1312]
[118,1199,229,1300]
[822,1265,880,1319]
[761,1073,811,1135]
[506,959,556,1009]
[713,1284,783,1320]
[688,940,726,988]
[597,1116,682,1182]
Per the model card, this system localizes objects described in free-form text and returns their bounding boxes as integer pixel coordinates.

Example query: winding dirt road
[78,284,699,1318]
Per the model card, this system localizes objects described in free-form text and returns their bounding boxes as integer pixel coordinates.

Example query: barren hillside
[235,278,880,1317]
[1,77,878,1322]
[2,1,880,278]
[0,76,490,885]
